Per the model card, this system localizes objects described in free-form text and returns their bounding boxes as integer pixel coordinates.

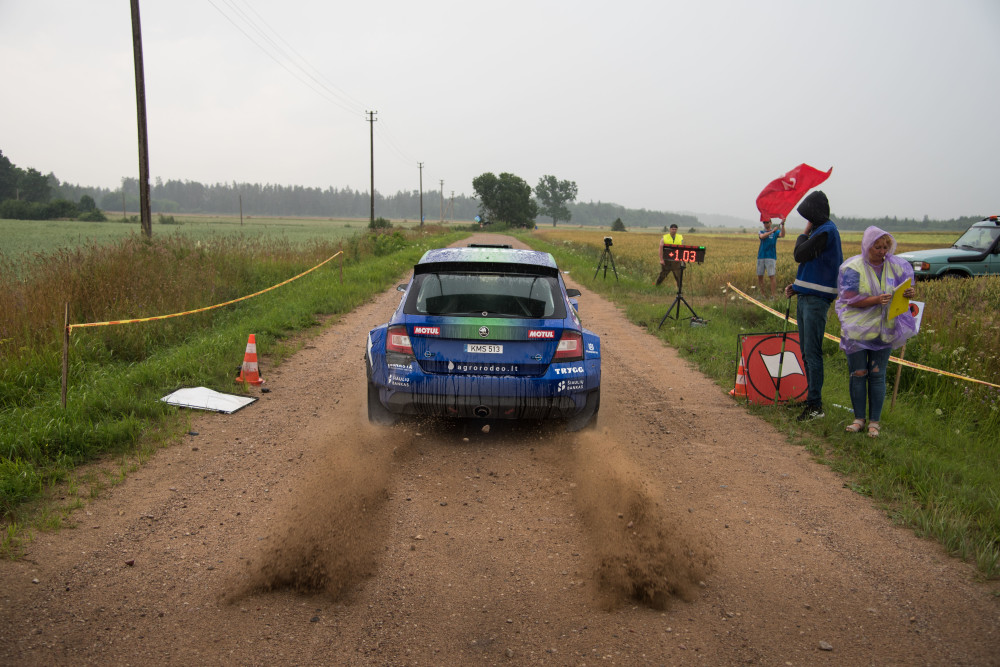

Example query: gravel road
[1,234,997,665]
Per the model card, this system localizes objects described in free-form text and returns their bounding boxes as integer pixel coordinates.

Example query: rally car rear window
[405,273,566,319]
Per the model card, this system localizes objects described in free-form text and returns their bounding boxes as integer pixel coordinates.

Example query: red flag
[755,164,832,222]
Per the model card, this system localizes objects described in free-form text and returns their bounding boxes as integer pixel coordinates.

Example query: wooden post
[890,343,906,410]
[61,303,70,408]
[339,241,344,284]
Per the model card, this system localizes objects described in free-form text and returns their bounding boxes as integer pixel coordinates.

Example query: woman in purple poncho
[836,226,917,437]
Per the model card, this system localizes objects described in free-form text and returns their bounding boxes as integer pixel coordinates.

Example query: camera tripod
[657,264,701,327]
[594,243,619,281]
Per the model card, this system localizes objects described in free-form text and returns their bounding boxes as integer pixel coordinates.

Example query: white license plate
[465,343,503,354]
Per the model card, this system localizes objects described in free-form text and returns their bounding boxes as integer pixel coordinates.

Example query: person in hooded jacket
[836,226,917,437]
[783,191,843,421]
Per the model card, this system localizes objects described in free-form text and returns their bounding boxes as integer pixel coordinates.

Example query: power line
[204,1,430,187]
[374,122,418,167]
[206,0,365,116]
[235,0,367,111]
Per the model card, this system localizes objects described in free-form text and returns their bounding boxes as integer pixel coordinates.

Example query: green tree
[79,194,97,212]
[18,167,52,203]
[79,208,107,222]
[0,150,17,201]
[534,175,578,227]
[472,172,538,228]
[611,217,626,232]
[48,199,78,218]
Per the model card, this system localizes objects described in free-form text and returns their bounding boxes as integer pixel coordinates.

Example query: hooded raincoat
[835,226,917,355]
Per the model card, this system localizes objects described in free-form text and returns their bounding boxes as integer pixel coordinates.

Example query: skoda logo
[478,326,489,338]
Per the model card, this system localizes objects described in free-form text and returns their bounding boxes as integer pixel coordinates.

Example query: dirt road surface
[2,234,997,665]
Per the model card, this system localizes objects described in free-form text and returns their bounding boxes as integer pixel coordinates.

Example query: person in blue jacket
[783,191,843,422]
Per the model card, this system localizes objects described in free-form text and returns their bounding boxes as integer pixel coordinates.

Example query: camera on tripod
[595,236,618,280]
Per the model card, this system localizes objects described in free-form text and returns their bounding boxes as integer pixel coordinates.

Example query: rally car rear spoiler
[413,261,559,277]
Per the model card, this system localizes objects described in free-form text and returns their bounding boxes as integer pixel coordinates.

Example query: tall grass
[0,226,463,519]
[523,228,1000,578]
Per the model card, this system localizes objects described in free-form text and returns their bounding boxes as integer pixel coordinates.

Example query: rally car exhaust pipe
[473,405,491,418]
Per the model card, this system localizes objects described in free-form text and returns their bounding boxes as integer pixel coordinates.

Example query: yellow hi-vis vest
[838,256,906,342]
[662,233,683,245]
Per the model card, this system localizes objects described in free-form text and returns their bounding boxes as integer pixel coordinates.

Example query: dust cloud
[569,427,714,610]
[226,407,712,612]
[227,425,407,602]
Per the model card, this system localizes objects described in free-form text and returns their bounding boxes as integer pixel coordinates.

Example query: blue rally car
[365,245,601,430]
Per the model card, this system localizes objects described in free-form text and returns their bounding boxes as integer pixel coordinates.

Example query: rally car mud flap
[566,387,600,431]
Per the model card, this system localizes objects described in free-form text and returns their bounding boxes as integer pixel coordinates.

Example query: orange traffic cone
[235,334,264,386]
[729,358,747,398]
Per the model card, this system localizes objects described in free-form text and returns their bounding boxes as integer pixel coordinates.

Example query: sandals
[846,419,882,437]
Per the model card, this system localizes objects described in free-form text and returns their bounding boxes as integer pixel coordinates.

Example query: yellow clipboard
[887,278,911,319]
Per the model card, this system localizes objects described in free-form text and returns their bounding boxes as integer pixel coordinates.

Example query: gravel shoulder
[1,233,997,665]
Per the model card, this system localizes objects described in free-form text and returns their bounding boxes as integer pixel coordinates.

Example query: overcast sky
[1,0,998,223]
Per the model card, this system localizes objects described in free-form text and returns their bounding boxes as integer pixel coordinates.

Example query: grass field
[521,227,1000,577]
[0,214,450,260]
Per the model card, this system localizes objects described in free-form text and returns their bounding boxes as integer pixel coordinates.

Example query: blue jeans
[846,347,892,422]
[796,294,833,407]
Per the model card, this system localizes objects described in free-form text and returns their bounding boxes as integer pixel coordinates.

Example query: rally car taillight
[386,325,413,355]
[553,330,584,362]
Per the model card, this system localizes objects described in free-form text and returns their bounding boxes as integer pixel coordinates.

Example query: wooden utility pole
[367,110,377,225]
[439,180,444,222]
[418,162,424,227]
[129,0,152,238]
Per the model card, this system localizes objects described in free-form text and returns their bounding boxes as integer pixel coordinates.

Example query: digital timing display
[663,245,706,263]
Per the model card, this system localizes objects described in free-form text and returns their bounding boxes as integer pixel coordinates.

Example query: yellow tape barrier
[725,282,1000,390]
[68,250,343,332]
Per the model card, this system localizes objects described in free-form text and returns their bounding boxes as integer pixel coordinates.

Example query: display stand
[657,264,700,327]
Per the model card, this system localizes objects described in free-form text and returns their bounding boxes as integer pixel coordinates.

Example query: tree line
[466,171,701,230]
[0,150,106,221]
[31,175,704,231]
[3,148,982,232]
[1,149,704,229]
[834,214,981,232]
